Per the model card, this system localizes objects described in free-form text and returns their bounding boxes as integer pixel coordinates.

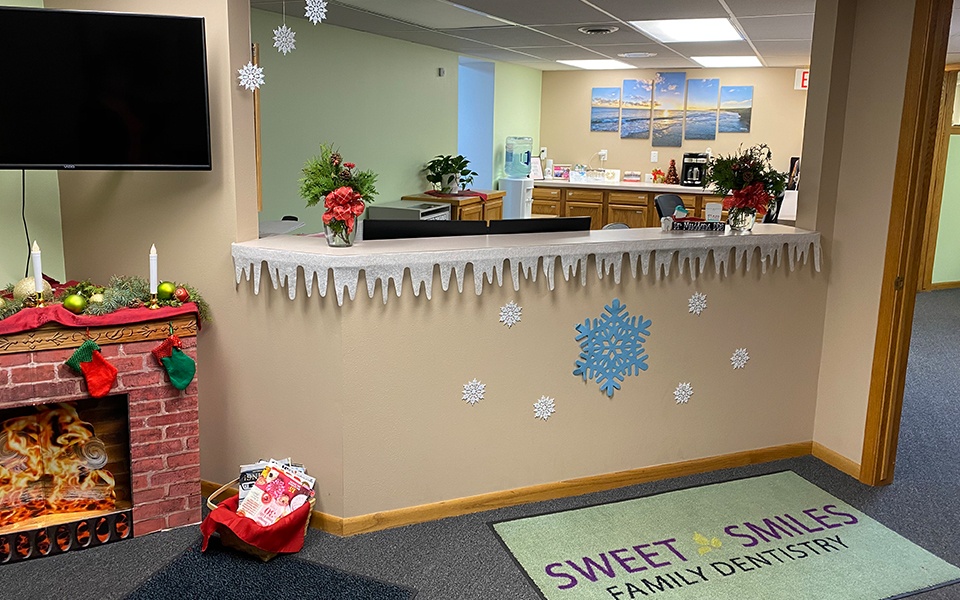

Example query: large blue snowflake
[573,298,651,397]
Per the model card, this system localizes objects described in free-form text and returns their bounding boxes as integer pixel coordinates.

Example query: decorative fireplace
[0,311,200,563]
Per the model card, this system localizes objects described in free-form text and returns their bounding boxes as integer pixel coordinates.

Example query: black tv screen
[0,7,211,170]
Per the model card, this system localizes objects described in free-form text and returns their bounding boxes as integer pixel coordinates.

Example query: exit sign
[795,69,810,90]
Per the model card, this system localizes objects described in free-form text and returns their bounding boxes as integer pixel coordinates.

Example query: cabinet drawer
[608,191,649,206]
[565,189,604,202]
[607,204,648,229]
[532,187,561,200]
[532,200,560,216]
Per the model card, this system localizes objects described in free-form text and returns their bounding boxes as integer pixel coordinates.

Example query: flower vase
[727,207,757,232]
[324,221,356,247]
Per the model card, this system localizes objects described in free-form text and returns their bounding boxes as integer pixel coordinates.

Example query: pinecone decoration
[340,169,352,180]
[330,152,342,167]
[665,159,680,185]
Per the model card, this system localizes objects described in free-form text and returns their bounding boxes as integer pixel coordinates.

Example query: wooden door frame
[859,0,952,486]
[917,69,955,291]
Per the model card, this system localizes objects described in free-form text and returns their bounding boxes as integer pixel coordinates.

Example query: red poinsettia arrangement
[322,186,365,234]
[703,143,786,217]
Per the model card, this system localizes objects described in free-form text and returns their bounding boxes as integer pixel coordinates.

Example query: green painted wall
[933,135,960,284]
[493,62,542,182]
[252,10,460,233]
[0,0,65,287]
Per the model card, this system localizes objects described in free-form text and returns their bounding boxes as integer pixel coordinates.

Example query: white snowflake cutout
[533,396,555,421]
[273,24,296,55]
[462,379,485,405]
[305,0,328,25]
[499,301,522,328]
[731,348,750,369]
[674,382,693,404]
[237,61,264,91]
[688,292,707,316]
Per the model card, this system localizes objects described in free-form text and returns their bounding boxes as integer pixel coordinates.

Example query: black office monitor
[362,219,488,240]
[487,217,592,235]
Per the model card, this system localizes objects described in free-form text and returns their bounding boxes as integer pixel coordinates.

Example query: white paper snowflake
[688,292,707,316]
[237,61,264,91]
[674,382,694,404]
[462,379,485,405]
[731,348,750,369]
[304,0,327,24]
[499,301,522,328]
[533,396,555,421]
[273,24,296,55]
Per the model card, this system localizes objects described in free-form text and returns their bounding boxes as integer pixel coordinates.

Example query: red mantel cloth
[0,303,201,336]
[424,189,489,202]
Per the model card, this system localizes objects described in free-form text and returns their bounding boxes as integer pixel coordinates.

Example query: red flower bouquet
[703,144,787,229]
[300,144,378,246]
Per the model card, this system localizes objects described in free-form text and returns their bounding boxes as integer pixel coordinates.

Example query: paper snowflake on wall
[462,379,485,405]
[688,292,707,316]
[573,298,652,398]
[273,24,296,55]
[731,348,750,369]
[674,382,694,404]
[499,301,522,328]
[533,396,555,421]
[304,0,327,24]
[237,61,264,91]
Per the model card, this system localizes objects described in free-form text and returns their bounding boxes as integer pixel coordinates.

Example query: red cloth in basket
[200,494,311,555]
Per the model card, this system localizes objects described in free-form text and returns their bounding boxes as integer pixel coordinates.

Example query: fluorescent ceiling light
[556,59,635,70]
[629,18,742,43]
[692,55,762,68]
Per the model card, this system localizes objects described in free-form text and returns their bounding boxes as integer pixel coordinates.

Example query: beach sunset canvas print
[620,79,652,139]
[684,78,719,140]
[590,87,621,132]
[719,86,753,133]
[652,72,686,147]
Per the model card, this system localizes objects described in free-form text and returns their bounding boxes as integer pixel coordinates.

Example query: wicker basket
[206,478,315,562]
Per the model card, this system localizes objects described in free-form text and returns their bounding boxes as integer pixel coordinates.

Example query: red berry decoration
[173,286,190,302]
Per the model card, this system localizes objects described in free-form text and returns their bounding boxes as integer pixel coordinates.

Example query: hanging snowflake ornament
[533,396,555,421]
[688,292,707,316]
[731,348,750,369]
[499,301,522,328]
[674,382,694,404]
[237,61,264,91]
[273,24,296,55]
[462,378,485,405]
[304,0,327,24]
[573,298,652,398]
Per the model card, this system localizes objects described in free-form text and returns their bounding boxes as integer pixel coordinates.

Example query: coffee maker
[680,153,709,187]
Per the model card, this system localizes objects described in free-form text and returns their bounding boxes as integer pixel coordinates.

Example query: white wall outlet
[598,149,608,161]
[651,151,659,162]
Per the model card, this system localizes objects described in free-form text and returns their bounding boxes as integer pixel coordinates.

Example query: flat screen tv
[0,7,211,170]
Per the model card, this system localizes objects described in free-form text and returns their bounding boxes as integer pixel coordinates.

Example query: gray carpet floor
[2,289,958,600]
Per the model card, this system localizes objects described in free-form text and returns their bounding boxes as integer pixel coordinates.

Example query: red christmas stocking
[66,339,118,398]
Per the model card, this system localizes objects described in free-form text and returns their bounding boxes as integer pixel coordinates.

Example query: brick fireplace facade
[0,313,200,538]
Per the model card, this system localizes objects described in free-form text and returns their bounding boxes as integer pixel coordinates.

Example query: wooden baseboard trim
[928,280,960,291]
[201,442,814,537]
[812,441,861,479]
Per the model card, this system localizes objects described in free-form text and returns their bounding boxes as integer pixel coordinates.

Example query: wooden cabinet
[459,203,483,221]
[482,196,503,222]
[401,190,503,221]
[566,201,604,229]
[608,204,648,229]
[532,187,562,216]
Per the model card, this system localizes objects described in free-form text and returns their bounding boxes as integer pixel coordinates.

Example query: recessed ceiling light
[629,18,742,43]
[556,59,636,70]
[618,52,658,59]
[692,56,762,68]
[578,26,619,35]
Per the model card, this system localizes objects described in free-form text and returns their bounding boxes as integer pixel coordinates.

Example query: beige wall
[806,0,917,462]
[540,68,807,175]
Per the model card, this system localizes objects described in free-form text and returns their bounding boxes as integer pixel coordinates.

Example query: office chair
[654,194,685,219]
[602,222,629,230]
[762,193,786,223]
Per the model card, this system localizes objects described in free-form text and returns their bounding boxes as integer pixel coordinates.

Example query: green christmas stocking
[161,347,196,391]
[65,339,118,398]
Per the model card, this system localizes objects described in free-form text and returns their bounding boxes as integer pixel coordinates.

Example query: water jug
[504,136,533,177]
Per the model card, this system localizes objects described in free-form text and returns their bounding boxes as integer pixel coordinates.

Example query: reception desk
[231,226,823,534]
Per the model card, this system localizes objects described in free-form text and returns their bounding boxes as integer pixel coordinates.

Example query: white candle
[31,241,43,297]
[149,244,158,294]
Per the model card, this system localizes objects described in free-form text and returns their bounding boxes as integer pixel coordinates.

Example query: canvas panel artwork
[652,72,686,147]
[590,87,621,132]
[620,79,652,139]
[685,78,720,140]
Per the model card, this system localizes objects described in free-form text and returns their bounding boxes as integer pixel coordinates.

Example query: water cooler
[498,177,534,219]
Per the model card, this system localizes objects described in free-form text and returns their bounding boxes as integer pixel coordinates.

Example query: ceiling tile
[382,28,494,50]
[459,47,549,62]
[738,15,815,41]
[662,40,756,56]
[532,22,654,45]
[616,55,699,69]
[753,40,812,56]
[439,25,560,46]
[588,0,729,21]
[762,55,812,67]
[510,46,614,61]
[449,0,611,26]
[334,0,505,28]
[724,0,816,18]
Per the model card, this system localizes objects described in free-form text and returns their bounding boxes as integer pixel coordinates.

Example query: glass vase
[727,207,757,232]
[323,221,356,247]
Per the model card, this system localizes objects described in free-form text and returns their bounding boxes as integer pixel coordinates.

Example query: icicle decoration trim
[232,231,821,306]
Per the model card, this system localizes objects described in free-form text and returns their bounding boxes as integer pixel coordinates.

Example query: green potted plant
[424,154,478,194]
[702,143,786,231]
